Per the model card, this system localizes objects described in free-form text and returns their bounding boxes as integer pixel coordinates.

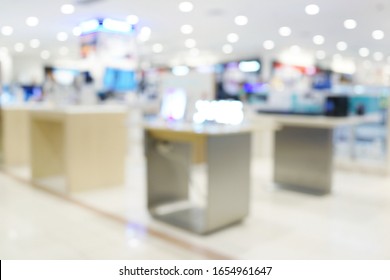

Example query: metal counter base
[145,127,251,234]
[151,206,207,234]
[274,126,333,194]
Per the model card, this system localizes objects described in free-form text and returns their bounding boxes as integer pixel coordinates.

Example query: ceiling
[0,0,390,66]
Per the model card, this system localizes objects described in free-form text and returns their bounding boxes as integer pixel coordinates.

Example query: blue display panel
[103,68,136,92]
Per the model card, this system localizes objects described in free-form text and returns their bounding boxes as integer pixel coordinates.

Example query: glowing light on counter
[193,100,244,125]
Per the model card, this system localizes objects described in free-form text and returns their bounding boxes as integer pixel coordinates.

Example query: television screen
[103,68,136,92]
[216,59,261,100]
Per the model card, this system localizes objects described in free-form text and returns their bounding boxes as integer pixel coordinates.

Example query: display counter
[30,106,127,193]
[252,114,381,194]
[144,122,252,234]
[1,105,31,169]
[0,108,2,163]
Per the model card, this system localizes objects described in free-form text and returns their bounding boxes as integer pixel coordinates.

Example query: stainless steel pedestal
[145,128,251,234]
[274,126,333,194]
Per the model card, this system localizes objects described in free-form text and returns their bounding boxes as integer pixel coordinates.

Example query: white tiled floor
[0,173,207,259]
[2,112,390,259]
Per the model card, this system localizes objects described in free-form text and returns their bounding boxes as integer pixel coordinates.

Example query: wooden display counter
[30,106,127,193]
[1,106,31,168]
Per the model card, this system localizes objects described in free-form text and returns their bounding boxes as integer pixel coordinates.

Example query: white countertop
[250,113,382,128]
[144,120,253,135]
[28,104,128,115]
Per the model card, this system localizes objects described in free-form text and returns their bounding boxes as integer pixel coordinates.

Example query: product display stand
[274,126,333,193]
[30,106,127,193]
[145,123,252,234]
[254,114,380,194]
[1,106,31,170]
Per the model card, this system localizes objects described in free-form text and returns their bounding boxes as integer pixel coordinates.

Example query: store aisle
[0,172,211,259]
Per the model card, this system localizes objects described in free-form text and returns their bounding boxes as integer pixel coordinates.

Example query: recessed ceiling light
[185,38,196,48]
[373,52,384,61]
[26,17,39,27]
[41,50,51,60]
[313,35,325,45]
[234,15,248,26]
[227,33,239,43]
[372,30,384,40]
[138,26,151,42]
[152,43,164,53]
[290,45,301,53]
[359,47,370,57]
[72,27,82,36]
[1,26,14,36]
[29,39,40,48]
[315,50,326,60]
[14,43,25,52]
[336,41,348,51]
[59,47,69,56]
[61,4,75,15]
[190,48,200,56]
[180,24,194,34]
[305,4,320,15]
[344,19,357,29]
[279,26,291,37]
[57,32,68,42]
[222,44,233,54]
[126,15,139,25]
[179,2,194,13]
[263,40,275,50]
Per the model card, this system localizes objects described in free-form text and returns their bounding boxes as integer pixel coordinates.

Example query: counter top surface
[144,120,254,135]
[28,105,128,115]
[250,113,382,128]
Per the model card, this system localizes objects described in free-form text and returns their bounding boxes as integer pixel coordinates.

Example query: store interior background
[1,0,390,259]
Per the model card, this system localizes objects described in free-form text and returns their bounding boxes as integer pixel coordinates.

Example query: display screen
[160,88,187,121]
[271,61,332,91]
[103,68,136,92]
[215,59,262,100]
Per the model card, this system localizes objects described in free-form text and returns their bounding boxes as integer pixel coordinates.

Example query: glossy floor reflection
[0,172,209,259]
